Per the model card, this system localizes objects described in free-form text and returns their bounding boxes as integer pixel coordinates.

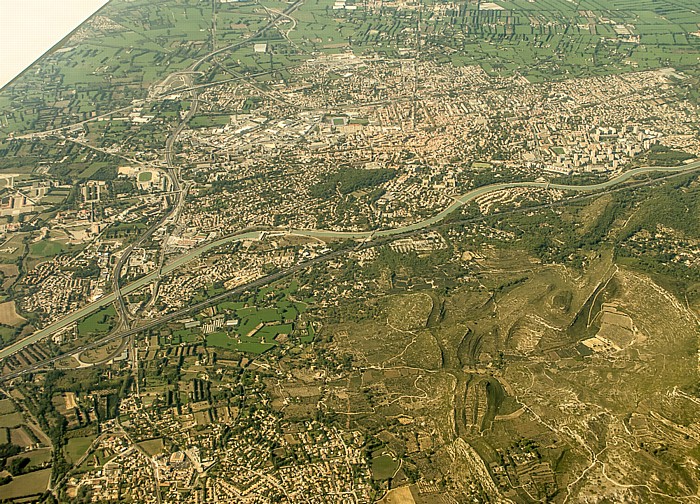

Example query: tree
[7,456,30,476]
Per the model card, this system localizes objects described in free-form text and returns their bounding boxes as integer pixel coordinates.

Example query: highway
[110,104,192,331]
[20,0,306,337]
[0,229,263,361]
[0,240,352,381]
[0,161,698,362]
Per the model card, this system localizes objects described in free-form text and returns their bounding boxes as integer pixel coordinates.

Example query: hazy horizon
[0,0,108,89]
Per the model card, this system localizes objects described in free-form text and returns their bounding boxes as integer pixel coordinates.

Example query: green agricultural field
[189,115,232,128]
[206,332,275,354]
[205,286,308,353]
[78,447,110,472]
[252,308,283,323]
[235,306,257,318]
[256,324,293,342]
[0,398,16,415]
[29,240,66,258]
[9,448,52,470]
[79,162,113,180]
[0,327,16,344]
[237,317,265,337]
[234,341,277,354]
[371,454,399,480]
[78,306,116,337]
[172,328,201,343]
[235,306,288,334]
[0,468,51,500]
[65,435,96,464]
[138,171,154,182]
[217,301,246,311]
[0,412,23,428]
[280,303,299,321]
[40,195,68,205]
[206,331,235,350]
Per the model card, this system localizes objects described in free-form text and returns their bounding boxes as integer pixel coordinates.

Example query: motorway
[0,161,698,361]
[110,94,194,331]
[92,0,302,333]
[0,241,354,381]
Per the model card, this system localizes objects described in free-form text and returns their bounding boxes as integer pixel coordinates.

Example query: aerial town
[0,0,699,502]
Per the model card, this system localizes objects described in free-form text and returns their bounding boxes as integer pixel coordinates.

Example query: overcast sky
[0,0,108,89]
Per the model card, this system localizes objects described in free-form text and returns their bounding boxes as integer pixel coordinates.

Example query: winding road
[0,161,697,361]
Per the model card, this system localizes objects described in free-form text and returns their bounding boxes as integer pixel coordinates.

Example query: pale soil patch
[0,300,26,326]
[480,2,505,10]
[595,303,636,349]
[55,355,82,369]
[377,485,416,504]
[64,392,78,410]
[0,264,19,276]
[281,385,321,397]
[10,426,34,447]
